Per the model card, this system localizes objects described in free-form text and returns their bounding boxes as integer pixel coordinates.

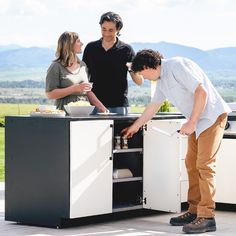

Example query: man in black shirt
[83,11,143,115]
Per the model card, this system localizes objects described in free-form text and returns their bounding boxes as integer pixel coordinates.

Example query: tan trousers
[185,113,228,218]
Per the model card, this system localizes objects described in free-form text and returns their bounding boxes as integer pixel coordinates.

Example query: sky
[0,0,236,50]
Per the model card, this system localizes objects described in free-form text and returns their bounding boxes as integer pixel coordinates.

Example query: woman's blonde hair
[54,31,79,67]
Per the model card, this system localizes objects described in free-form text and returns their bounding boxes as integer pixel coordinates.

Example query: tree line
[0,79,236,104]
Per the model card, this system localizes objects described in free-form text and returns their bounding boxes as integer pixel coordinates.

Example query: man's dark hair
[99,11,123,33]
[131,49,164,73]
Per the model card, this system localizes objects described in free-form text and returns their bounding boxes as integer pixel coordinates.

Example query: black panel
[113,153,143,177]
[5,117,70,227]
[113,182,143,208]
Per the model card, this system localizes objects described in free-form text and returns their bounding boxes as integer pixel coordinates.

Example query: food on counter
[30,107,66,117]
[38,105,56,112]
[33,108,65,114]
[67,100,91,106]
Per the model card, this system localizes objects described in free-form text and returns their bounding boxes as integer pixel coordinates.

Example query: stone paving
[1,183,236,236]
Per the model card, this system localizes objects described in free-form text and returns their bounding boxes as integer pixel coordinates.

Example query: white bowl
[64,105,95,116]
[38,105,56,112]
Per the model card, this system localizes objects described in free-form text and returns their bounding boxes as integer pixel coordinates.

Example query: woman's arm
[46,83,92,99]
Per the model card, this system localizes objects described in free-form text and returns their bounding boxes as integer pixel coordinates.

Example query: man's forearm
[130,72,144,86]
[133,102,161,129]
[87,91,106,111]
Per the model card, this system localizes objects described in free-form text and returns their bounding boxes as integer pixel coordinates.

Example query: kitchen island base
[5,115,189,228]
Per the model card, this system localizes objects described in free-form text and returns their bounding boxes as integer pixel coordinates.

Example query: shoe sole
[182,226,216,233]
[170,222,189,226]
[170,219,197,226]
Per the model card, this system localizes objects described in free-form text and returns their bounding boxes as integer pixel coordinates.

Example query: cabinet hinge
[110,124,113,128]
[143,197,147,205]
[143,124,147,131]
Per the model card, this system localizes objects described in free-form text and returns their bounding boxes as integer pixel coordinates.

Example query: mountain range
[0,41,236,77]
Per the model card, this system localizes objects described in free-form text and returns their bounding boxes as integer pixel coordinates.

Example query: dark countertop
[5,112,185,122]
[6,112,236,122]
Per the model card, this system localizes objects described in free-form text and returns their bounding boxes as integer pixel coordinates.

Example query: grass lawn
[0,103,38,118]
[0,128,4,182]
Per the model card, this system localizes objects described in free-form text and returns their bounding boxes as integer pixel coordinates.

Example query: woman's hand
[73,82,92,93]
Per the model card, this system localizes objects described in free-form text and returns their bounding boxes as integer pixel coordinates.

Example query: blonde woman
[46,31,107,112]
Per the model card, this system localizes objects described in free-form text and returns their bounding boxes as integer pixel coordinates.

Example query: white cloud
[0,0,50,16]
[0,0,10,14]
[0,0,236,49]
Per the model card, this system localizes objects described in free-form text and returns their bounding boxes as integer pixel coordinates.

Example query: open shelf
[112,120,144,212]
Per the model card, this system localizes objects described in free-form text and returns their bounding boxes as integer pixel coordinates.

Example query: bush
[159,100,171,112]
[0,118,4,127]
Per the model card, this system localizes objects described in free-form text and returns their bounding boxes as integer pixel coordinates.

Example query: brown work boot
[182,217,216,234]
[170,212,197,226]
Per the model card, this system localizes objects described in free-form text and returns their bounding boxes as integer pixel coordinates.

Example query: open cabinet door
[143,119,186,213]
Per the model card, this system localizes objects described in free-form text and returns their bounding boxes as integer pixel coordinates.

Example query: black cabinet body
[5,117,70,227]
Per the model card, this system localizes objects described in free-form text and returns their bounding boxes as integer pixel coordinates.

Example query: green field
[0,128,4,182]
[0,104,38,181]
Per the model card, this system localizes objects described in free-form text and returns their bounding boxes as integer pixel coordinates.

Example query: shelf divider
[113,148,143,154]
[113,177,143,183]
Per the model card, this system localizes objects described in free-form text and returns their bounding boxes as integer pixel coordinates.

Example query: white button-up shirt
[152,57,231,138]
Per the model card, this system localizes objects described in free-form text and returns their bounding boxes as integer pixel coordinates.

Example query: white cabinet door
[143,119,187,213]
[70,120,113,218]
[216,138,236,204]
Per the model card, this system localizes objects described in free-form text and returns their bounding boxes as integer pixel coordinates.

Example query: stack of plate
[113,168,133,179]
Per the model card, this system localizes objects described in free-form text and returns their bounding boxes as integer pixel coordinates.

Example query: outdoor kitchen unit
[5,115,188,227]
[4,113,236,228]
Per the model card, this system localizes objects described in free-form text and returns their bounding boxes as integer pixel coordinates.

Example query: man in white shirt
[122,49,231,234]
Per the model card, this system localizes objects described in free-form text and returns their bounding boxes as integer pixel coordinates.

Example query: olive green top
[45,61,89,110]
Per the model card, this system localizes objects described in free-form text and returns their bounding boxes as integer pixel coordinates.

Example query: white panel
[143,119,186,213]
[216,138,236,204]
[70,120,113,218]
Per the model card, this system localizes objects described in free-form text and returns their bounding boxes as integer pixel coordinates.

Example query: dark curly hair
[99,12,123,36]
[131,49,164,73]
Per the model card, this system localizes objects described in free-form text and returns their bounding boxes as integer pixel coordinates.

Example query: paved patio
[1,183,236,236]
